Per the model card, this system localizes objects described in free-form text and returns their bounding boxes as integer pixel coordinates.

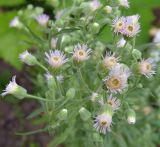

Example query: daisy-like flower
[73,44,92,62]
[90,0,101,11]
[45,50,68,68]
[10,16,21,28]
[94,105,113,134]
[112,17,126,34]
[104,64,130,93]
[1,76,27,99]
[123,15,140,37]
[103,52,120,69]
[138,58,156,78]
[35,14,49,26]
[116,37,126,48]
[118,0,129,8]
[51,37,58,49]
[19,51,37,66]
[99,95,121,111]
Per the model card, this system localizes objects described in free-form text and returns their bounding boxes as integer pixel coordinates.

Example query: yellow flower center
[106,76,121,89]
[127,25,134,32]
[52,56,60,62]
[116,21,124,30]
[100,120,107,127]
[78,50,85,56]
[107,100,113,106]
[104,57,116,68]
[144,62,152,72]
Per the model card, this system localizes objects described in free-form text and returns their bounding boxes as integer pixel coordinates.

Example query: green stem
[26,94,55,102]
[36,61,48,72]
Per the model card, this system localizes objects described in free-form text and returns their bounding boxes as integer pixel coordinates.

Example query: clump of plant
[2,0,158,146]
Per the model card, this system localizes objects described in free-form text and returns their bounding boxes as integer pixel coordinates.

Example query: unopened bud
[57,109,68,121]
[66,88,75,99]
[127,109,136,124]
[117,37,126,48]
[132,49,142,60]
[79,107,91,121]
[88,22,100,34]
[104,6,112,14]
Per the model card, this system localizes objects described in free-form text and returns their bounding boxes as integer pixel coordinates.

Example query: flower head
[19,51,37,66]
[1,76,27,99]
[35,14,49,26]
[112,17,126,34]
[45,50,68,68]
[73,44,92,62]
[100,95,121,111]
[138,58,156,78]
[123,15,140,37]
[118,0,129,8]
[104,64,130,93]
[94,105,113,134]
[90,0,101,11]
[103,52,120,69]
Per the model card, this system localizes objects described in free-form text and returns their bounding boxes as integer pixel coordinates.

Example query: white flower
[112,17,126,34]
[104,64,130,93]
[100,95,121,111]
[90,0,101,11]
[138,58,156,78]
[2,76,18,96]
[104,6,112,14]
[103,52,120,69]
[116,37,126,48]
[19,51,37,66]
[10,16,21,28]
[45,50,68,68]
[123,15,141,37]
[51,37,58,49]
[94,112,112,134]
[118,0,129,8]
[73,44,92,62]
[35,14,49,26]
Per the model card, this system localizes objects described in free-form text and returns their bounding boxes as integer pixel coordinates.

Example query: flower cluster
[113,15,140,37]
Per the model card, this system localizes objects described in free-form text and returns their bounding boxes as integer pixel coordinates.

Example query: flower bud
[44,72,56,88]
[79,107,91,121]
[57,109,68,121]
[27,4,33,10]
[2,76,27,99]
[104,6,112,14]
[66,88,75,99]
[116,37,126,48]
[132,49,142,60]
[88,22,100,34]
[127,109,136,124]
[19,51,38,66]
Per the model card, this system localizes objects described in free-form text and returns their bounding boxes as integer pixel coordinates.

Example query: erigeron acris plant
[2,0,157,146]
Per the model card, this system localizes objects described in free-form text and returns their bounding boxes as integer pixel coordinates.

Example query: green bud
[35,7,44,15]
[13,86,27,99]
[27,4,33,10]
[57,109,68,121]
[132,49,142,60]
[137,83,143,88]
[127,109,136,124]
[88,22,100,34]
[66,88,75,99]
[18,10,23,16]
[79,107,91,121]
